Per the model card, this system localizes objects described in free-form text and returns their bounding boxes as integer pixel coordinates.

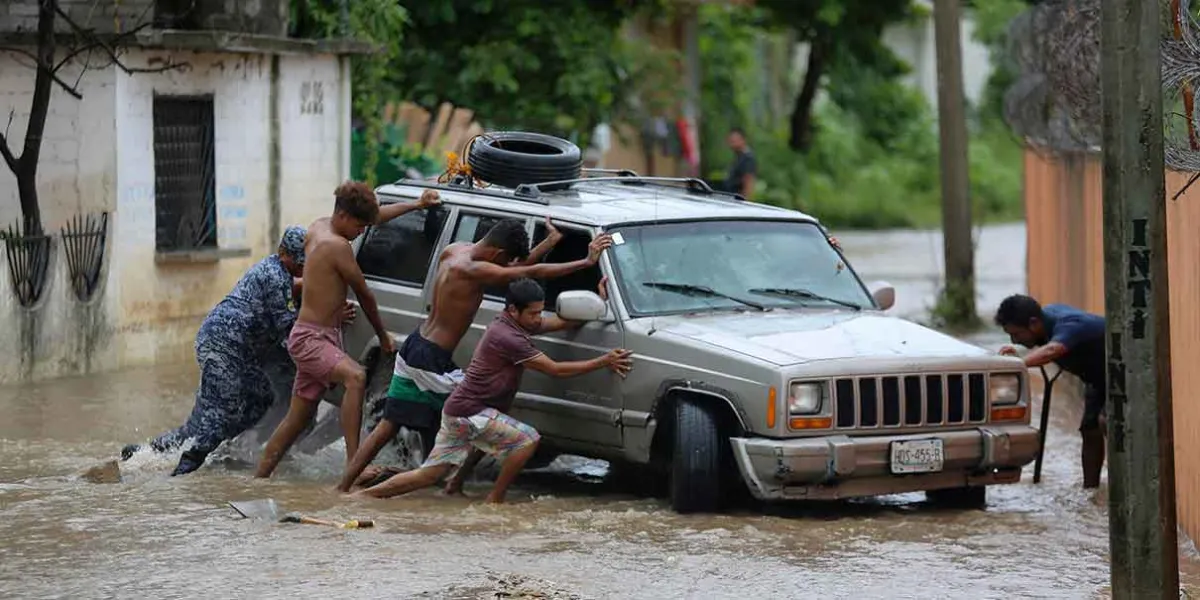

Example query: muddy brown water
[4,225,1200,599]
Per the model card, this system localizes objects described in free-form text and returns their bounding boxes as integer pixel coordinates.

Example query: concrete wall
[882,7,994,113]
[0,0,155,35]
[0,48,349,384]
[1023,148,1200,545]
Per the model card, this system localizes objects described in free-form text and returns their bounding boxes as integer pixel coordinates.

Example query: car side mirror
[557,290,613,322]
[868,281,896,311]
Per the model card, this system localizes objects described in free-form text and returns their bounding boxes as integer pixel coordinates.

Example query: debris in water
[80,459,121,484]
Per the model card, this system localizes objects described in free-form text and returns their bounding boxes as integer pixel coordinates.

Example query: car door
[348,195,451,356]
[511,222,624,450]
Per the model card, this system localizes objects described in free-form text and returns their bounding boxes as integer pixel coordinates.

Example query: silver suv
[339,172,1038,513]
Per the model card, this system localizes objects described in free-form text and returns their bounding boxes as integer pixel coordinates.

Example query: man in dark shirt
[724,127,757,199]
[352,278,633,503]
[994,294,1107,488]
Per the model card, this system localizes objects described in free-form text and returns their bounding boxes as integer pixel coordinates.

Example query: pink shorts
[288,320,347,401]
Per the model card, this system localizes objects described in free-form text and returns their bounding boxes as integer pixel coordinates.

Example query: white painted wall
[882,7,994,112]
[0,48,350,384]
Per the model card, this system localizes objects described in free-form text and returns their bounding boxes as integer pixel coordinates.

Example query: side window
[357,204,449,286]
[531,223,601,310]
[452,212,520,299]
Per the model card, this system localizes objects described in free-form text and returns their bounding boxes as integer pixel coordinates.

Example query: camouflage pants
[148,345,276,475]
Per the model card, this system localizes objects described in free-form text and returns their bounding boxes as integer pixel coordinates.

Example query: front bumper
[729,425,1039,501]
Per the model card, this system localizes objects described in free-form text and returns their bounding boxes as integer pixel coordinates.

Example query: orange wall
[1024,149,1200,541]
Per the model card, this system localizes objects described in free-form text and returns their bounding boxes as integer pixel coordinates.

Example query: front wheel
[670,400,725,513]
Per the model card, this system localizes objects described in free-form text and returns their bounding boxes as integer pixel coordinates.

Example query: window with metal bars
[152,95,218,251]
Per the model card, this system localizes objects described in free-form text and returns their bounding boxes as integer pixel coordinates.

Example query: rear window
[356,204,449,286]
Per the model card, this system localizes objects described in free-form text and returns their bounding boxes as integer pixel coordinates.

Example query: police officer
[122,225,334,475]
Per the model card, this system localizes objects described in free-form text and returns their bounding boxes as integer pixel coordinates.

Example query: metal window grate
[153,95,217,251]
[834,373,991,430]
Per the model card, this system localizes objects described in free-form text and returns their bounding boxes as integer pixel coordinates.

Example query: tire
[926,486,987,509]
[466,131,583,189]
[670,400,724,513]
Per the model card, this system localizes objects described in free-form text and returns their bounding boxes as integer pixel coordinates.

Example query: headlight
[788,382,826,415]
[989,373,1022,406]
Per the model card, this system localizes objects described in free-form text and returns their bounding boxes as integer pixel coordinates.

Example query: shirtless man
[336,218,612,492]
[255,181,441,478]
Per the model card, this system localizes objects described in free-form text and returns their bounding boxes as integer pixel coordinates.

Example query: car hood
[641,310,990,366]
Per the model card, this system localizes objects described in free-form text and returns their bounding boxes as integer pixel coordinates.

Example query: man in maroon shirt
[352,278,633,503]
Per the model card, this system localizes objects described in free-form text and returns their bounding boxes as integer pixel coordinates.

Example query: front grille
[834,373,988,429]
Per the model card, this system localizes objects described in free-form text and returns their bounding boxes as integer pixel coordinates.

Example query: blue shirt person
[121,226,309,475]
[994,294,1107,488]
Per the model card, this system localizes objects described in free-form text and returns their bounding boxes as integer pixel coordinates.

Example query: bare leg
[353,463,454,499]
[444,448,485,496]
[486,440,539,504]
[337,419,399,492]
[326,358,367,463]
[255,395,319,478]
[1081,427,1105,489]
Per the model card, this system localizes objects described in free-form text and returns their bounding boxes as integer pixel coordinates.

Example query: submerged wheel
[466,131,582,189]
[670,399,725,513]
[926,486,987,509]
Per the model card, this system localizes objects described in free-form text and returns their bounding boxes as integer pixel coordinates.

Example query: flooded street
[2,223,1198,599]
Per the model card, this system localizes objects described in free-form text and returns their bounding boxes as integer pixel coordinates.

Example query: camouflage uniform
[123,227,306,475]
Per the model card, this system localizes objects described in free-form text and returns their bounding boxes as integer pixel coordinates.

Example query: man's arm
[460,234,613,287]
[524,349,632,379]
[1009,342,1069,368]
[520,217,564,266]
[376,189,441,224]
[333,242,394,352]
[741,173,756,200]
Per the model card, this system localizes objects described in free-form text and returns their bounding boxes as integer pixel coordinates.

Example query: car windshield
[608,220,874,316]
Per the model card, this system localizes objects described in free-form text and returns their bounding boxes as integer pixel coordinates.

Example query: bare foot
[484,494,505,504]
[354,465,388,487]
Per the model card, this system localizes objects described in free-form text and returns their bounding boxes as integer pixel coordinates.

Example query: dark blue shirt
[196,254,298,359]
[1043,303,1106,387]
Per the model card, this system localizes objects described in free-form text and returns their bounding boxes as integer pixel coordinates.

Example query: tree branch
[0,111,17,174]
[0,46,85,99]
[53,6,186,75]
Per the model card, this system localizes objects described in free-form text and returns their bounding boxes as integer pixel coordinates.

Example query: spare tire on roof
[467,131,583,189]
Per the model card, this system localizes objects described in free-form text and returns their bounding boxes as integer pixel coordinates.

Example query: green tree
[389,0,677,142]
[755,0,918,152]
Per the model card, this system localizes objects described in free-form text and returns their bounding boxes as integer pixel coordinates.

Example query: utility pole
[932,0,977,328]
[1100,0,1179,596]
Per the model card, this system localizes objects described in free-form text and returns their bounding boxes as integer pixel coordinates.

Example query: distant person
[254,183,441,478]
[994,294,1107,489]
[336,218,613,492]
[351,278,633,504]
[724,127,757,199]
[120,226,316,475]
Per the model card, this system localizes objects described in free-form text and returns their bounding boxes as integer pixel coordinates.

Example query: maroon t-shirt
[443,314,543,417]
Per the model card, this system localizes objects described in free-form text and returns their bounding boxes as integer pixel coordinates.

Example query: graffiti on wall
[300,81,325,115]
[217,184,247,247]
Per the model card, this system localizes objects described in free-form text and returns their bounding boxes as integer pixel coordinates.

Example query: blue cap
[280,225,307,265]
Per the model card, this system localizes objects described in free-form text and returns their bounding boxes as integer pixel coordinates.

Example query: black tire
[926,486,987,509]
[466,131,582,189]
[670,400,724,513]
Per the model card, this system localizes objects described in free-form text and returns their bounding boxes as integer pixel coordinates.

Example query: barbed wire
[1002,0,1200,172]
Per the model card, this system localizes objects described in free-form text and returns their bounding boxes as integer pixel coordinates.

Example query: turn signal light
[990,406,1027,422]
[789,417,833,430]
[767,387,778,429]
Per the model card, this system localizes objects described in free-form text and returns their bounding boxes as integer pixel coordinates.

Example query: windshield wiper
[642,281,766,311]
[747,287,863,310]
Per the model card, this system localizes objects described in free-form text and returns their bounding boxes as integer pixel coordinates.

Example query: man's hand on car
[545,216,564,245]
[341,302,357,324]
[587,234,614,264]
[417,189,441,209]
[597,276,609,301]
[999,345,1020,357]
[378,333,396,355]
[604,348,634,378]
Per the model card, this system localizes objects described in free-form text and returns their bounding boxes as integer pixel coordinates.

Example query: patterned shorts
[421,408,540,468]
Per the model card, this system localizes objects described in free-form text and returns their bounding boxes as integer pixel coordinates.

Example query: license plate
[890,438,944,474]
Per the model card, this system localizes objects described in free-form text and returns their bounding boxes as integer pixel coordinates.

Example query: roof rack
[388,177,553,205]
[581,168,640,177]
[513,176,746,201]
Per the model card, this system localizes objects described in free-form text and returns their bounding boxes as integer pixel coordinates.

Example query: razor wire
[1002,0,1200,171]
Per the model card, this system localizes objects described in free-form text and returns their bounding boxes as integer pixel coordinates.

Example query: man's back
[296,217,353,328]
[1043,303,1106,386]
[422,243,486,351]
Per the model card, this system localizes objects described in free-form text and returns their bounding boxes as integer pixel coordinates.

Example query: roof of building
[375,174,820,229]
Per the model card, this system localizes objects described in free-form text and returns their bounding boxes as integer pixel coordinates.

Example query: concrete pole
[932,0,976,327]
[1099,0,1179,596]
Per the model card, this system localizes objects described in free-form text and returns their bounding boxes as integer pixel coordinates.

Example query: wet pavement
[2,223,1199,599]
